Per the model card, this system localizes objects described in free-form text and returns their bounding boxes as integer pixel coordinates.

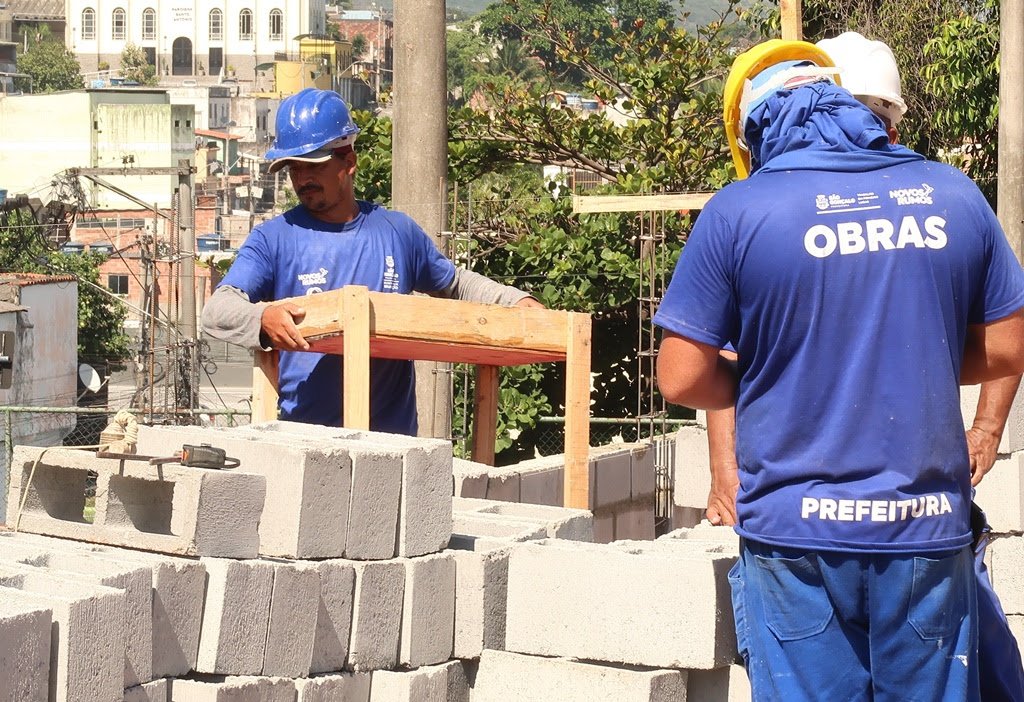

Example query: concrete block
[630,442,657,499]
[311,560,356,675]
[472,650,687,702]
[519,466,563,507]
[457,498,593,542]
[450,514,546,551]
[687,665,752,702]
[0,582,125,702]
[263,561,320,677]
[974,453,1024,533]
[0,531,206,678]
[0,599,51,702]
[591,449,633,509]
[505,539,737,669]
[400,552,455,667]
[614,497,656,542]
[485,467,521,503]
[196,558,275,675]
[169,675,295,701]
[447,659,472,702]
[672,425,711,512]
[348,560,405,671]
[592,506,615,544]
[453,547,511,658]
[452,459,489,499]
[295,672,372,702]
[0,541,153,687]
[962,382,1024,454]
[241,424,453,559]
[369,661,461,702]
[988,535,1024,615]
[138,425,351,559]
[7,446,264,558]
[659,522,740,551]
[124,678,171,702]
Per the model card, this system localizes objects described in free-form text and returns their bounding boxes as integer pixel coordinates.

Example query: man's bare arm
[967,374,1023,486]
[706,407,740,525]
[656,332,737,410]
[961,309,1024,385]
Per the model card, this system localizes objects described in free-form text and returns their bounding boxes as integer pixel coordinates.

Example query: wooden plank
[306,337,564,366]
[251,350,279,423]
[780,0,803,40]
[292,289,571,355]
[563,312,592,510]
[342,287,371,430]
[572,193,714,214]
[471,365,499,466]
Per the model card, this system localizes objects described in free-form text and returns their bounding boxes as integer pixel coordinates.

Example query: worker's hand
[706,464,739,526]
[261,303,309,351]
[515,296,545,309]
[966,425,1000,487]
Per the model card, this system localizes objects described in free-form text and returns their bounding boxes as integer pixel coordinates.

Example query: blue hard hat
[266,88,360,171]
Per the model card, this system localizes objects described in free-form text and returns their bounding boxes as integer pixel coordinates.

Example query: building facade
[65,0,327,80]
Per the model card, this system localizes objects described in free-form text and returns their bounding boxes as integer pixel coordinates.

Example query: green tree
[15,25,83,93]
[120,42,157,85]
[0,211,130,366]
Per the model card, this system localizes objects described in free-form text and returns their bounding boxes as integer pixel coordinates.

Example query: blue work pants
[730,538,978,701]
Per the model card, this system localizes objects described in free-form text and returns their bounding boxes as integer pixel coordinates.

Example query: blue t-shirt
[654,160,1024,553]
[220,201,456,434]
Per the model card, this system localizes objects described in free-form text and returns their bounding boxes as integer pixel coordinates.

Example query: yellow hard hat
[723,39,839,179]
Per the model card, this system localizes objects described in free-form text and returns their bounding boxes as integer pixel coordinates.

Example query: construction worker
[202,88,541,434]
[655,38,1024,701]
[702,32,1024,701]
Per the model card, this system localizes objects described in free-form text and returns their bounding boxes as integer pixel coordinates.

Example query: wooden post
[341,286,372,429]
[563,312,592,510]
[780,0,803,41]
[251,349,279,422]
[471,365,499,466]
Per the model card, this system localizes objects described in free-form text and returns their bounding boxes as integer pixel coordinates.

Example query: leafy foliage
[15,25,83,93]
[0,211,130,365]
[120,43,158,86]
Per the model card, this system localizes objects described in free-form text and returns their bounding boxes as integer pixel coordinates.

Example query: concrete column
[999,0,1024,262]
[391,0,451,439]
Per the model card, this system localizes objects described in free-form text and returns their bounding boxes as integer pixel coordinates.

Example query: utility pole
[392,0,450,439]
[999,0,1024,263]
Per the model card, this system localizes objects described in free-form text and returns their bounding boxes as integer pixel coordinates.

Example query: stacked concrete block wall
[452,441,661,543]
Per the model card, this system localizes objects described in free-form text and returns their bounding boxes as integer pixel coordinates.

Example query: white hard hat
[816,32,907,126]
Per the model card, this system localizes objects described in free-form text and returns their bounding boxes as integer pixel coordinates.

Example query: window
[269,9,283,40]
[208,47,223,75]
[143,46,155,65]
[239,9,252,41]
[112,8,126,40]
[209,9,222,41]
[108,274,129,295]
[81,8,95,40]
[142,8,155,40]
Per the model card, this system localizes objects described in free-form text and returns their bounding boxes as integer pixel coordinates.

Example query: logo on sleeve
[383,255,399,291]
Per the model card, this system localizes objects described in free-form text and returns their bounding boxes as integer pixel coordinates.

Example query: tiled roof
[0,272,77,286]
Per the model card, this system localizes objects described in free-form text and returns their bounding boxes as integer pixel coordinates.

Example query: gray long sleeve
[430,267,534,306]
[201,285,270,350]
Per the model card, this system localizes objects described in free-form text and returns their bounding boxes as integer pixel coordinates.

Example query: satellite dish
[78,363,102,393]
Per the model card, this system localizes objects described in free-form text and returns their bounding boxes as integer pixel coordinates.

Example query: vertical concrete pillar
[391,0,451,439]
[999,0,1024,262]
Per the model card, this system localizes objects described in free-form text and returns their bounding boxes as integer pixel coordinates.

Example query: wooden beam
[251,350,279,423]
[563,312,592,510]
[572,193,714,214]
[342,286,372,429]
[471,365,499,466]
[780,0,803,41]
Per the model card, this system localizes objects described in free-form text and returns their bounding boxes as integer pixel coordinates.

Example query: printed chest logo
[383,255,399,291]
[297,267,328,295]
[814,190,880,214]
